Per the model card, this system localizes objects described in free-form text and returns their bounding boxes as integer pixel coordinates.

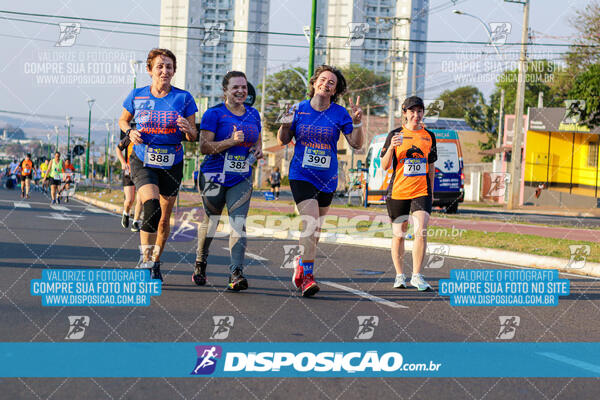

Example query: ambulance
[362,129,464,213]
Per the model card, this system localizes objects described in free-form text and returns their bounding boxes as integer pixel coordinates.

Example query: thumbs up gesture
[230,125,245,145]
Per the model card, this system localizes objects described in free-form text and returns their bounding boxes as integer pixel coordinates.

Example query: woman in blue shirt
[194,71,262,291]
[118,48,198,282]
[278,65,364,297]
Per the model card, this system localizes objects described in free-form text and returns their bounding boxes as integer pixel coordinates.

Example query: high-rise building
[159,0,270,106]
[316,0,429,110]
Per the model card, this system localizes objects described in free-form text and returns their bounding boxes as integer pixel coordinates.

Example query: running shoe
[227,269,248,291]
[300,273,319,297]
[131,220,141,232]
[121,213,130,228]
[393,273,407,289]
[151,261,163,282]
[192,261,207,286]
[51,199,56,205]
[57,196,60,204]
[292,256,303,289]
[410,274,432,291]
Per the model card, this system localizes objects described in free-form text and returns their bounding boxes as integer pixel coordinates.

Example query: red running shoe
[292,256,303,289]
[301,273,319,297]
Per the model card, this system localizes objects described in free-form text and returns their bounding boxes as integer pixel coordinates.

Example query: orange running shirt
[20,159,34,176]
[381,125,437,200]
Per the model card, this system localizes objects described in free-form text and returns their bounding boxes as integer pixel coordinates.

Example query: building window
[588,141,599,167]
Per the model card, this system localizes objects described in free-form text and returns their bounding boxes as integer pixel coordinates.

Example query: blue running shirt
[288,100,353,193]
[123,86,198,166]
[200,103,261,187]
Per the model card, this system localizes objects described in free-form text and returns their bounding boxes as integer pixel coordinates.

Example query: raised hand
[349,96,362,124]
[278,103,295,126]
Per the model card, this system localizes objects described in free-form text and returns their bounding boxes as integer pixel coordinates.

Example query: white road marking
[50,205,70,211]
[321,281,409,309]
[222,247,268,261]
[86,206,108,214]
[13,202,31,208]
[38,213,84,221]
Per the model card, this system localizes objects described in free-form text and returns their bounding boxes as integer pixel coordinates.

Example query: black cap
[402,96,425,111]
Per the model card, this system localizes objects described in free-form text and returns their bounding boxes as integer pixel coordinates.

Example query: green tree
[339,64,388,108]
[257,67,308,134]
[564,1,600,71]
[435,86,482,118]
[464,93,498,162]
[551,1,600,98]
[568,63,600,128]
[490,60,562,113]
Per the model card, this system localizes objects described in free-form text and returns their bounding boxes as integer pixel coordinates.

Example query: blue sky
[0,0,589,141]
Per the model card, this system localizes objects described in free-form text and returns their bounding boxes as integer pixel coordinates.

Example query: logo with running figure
[202,23,225,47]
[56,23,81,47]
[485,172,510,197]
[489,22,512,46]
[562,100,586,124]
[345,23,369,47]
[191,345,222,375]
[65,316,90,340]
[497,316,520,340]
[354,316,379,340]
[202,172,224,197]
[425,244,449,269]
[170,208,199,242]
[424,100,444,122]
[282,245,304,269]
[210,316,234,340]
[566,245,590,269]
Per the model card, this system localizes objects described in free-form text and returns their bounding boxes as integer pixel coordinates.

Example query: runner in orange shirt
[19,153,35,199]
[380,96,437,291]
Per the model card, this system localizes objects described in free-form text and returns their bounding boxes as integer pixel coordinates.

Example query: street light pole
[308,0,317,78]
[54,126,59,153]
[387,21,397,132]
[495,88,505,168]
[65,115,72,159]
[380,17,410,132]
[507,0,530,209]
[105,122,110,185]
[452,10,502,57]
[85,98,95,178]
[130,59,142,90]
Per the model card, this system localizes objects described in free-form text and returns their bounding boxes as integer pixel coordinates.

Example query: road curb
[74,194,600,278]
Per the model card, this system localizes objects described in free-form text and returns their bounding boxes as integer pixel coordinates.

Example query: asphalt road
[1,187,600,399]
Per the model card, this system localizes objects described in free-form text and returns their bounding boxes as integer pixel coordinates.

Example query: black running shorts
[290,179,334,208]
[122,172,134,187]
[129,152,183,197]
[386,195,432,222]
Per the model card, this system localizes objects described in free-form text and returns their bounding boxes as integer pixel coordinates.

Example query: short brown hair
[222,71,247,91]
[146,48,177,72]
[308,65,346,103]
